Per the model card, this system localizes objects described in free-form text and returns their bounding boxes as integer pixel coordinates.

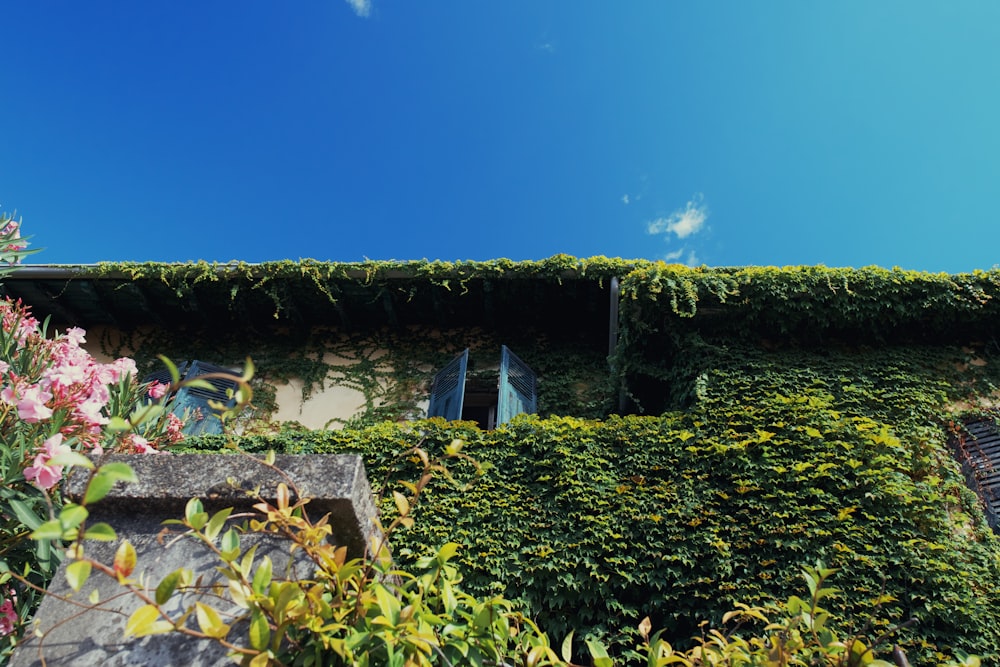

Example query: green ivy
[184,394,1000,663]
[32,257,1000,662]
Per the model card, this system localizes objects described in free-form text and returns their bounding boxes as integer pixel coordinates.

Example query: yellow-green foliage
[86,258,1000,340]
[188,381,1000,663]
[87,257,1000,661]
[619,262,1000,339]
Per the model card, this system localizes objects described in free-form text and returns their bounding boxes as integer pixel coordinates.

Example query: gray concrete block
[12,454,382,667]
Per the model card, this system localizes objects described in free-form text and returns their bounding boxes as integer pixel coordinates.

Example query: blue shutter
[497,345,537,426]
[141,362,189,391]
[170,361,240,436]
[427,349,468,421]
[957,420,1000,530]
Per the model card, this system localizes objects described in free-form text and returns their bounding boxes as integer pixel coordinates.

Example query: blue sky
[2,2,999,272]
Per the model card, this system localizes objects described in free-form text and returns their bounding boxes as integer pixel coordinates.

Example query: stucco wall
[81,326,417,430]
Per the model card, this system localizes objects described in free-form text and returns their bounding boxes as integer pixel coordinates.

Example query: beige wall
[271,379,370,429]
[81,327,417,430]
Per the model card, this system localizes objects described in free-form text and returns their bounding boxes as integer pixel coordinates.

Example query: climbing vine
[99,323,611,430]
[10,256,1000,662]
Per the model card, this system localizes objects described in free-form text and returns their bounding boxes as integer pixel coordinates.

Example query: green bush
[184,393,1000,663]
[34,446,982,666]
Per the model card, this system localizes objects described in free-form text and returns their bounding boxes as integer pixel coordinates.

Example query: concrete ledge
[12,454,382,667]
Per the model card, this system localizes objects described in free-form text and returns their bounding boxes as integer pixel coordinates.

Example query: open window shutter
[170,360,240,436]
[427,349,468,421]
[956,420,1000,530]
[141,361,189,390]
[497,345,537,426]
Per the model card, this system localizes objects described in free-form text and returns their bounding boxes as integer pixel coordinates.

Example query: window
[427,346,537,429]
[143,360,241,436]
[950,418,1000,531]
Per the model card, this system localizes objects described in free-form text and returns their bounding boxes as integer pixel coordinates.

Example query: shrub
[181,404,1000,663]
[27,445,983,666]
[0,221,194,660]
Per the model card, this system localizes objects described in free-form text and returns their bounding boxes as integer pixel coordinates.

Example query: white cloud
[647,194,708,240]
[345,0,371,17]
[661,248,700,266]
[622,194,630,205]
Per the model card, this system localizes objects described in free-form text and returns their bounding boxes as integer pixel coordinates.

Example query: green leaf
[129,404,164,426]
[125,604,174,637]
[374,584,401,623]
[249,609,271,652]
[47,451,94,470]
[585,638,613,667]
[156,570,183,605]
[220,527,240,556]
[238,544,258,578]
[65,560,91,592]
[185,498,207,530]
[83,522,118,541]
[83,475,115,506]
[97,462,138,483]
[241,357,255,383]
[59,503,89,530]
[8,498,43,530]
[106,416,131,432]
[195,602,231,639]
[252,556,273,595]
[157,355,183,386]
[185,379,215,392]
[561,630,575,663]
[205,507,233,541]
[437,542,460,565]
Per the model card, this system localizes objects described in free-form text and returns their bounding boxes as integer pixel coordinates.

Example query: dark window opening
[427,346,537,429]
[461,378,499,430]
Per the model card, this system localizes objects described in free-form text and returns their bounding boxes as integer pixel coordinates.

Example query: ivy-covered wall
[10,258,1000,423]
[182,333,1000,662]
[9,258,1000,661]
[91,323,612,429]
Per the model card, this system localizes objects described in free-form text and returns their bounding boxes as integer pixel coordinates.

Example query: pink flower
[15,384,53,423]
[0,591,17,636]
[127,434,161,454]
[45,361,89,389]
[15,316,39,340]
[165,413,185,444]
[24,434,71,490]
[64,327,86,346]
[84,380,111,407]
[0,360,8,375]
[75,399,109,427]
[105,357,138,384]
[147,381,168,399]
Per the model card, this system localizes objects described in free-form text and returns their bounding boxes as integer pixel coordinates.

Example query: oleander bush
[0,216,194,661]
